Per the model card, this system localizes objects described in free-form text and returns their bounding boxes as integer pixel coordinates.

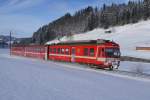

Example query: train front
[98,40,121,70]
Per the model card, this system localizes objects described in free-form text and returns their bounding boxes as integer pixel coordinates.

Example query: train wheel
[109,66,114,70]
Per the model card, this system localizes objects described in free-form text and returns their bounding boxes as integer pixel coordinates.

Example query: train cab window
[105,48,120,58]
[58,48,61,54]
[66,48,69,55]
[89,48,94,56]
[84,48,88,56]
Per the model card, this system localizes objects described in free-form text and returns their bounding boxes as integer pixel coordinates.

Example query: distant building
[136,47,150,51]
[0,38,8,48]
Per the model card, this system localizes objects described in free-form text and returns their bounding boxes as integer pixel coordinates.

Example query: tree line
[21,0,150,44]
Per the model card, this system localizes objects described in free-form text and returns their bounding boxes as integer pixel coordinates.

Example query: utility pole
[10,31,12,56]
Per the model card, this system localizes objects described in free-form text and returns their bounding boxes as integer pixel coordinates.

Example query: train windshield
[105,48,120,58]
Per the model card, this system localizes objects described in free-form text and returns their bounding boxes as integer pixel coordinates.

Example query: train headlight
[112,61,120,69]
[105,58,111,63]
[104,58,112,65]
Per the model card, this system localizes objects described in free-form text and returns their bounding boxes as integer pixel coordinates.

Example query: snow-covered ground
[120,61,150,75]
[47,20,150,59]
[0,49,150,100]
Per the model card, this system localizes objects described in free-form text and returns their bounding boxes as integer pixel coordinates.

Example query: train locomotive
[11,39,121,70]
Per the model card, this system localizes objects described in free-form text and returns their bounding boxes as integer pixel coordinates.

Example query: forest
[20,0,150,44]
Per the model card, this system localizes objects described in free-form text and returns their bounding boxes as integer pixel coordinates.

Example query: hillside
[47,20,150,59]
[32,7,93,44]
[31,0,150,44]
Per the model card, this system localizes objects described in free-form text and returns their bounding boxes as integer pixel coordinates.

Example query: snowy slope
[47,20,150,59]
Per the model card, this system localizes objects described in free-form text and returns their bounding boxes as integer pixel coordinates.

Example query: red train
[11,39,121,70]
[11,45,45,59]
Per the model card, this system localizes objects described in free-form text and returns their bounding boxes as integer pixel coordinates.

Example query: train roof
[46,39,117,45]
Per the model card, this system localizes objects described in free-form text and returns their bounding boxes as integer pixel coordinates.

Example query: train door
[97,47,105,61]
[99,47,105,57]
[71,47,76,62]
[45,46,48,60]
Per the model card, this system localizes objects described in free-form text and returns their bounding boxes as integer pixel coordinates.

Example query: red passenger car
[47,39,121,70]
[11,45,45,59]
[24,45,45,59]
[11,46,25,56]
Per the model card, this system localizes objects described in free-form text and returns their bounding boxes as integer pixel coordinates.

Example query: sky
[0,0,132,37]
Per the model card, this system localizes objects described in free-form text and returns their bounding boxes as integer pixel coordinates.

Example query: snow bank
[120,61,150,75]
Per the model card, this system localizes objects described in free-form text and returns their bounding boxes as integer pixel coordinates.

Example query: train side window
[34,48,36,52]
[36,48,38,52]
[61,48,65,54]
[89,48,94,56]
[37,48,40,52]
[41,48,43,52]
[40,48,42,52]
[38,48,40,52]
[49,48,52,53]
[54,48,56,53]
[66,48,69,55]
[37,48,39,52]
[84,48,88,56]
[58,48,61,54]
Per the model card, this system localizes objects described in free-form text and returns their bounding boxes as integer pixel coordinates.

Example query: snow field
[1,49,150,100]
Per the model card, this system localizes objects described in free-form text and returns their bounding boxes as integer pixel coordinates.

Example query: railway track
[9,54,150,81]
[54,61,150,80]
[104,69,150,80]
